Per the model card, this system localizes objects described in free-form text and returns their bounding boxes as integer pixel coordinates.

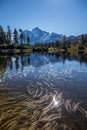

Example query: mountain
[22,27,85,45]
[23,27,63,45]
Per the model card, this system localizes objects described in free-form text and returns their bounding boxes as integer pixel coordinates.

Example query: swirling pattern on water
[0,54,87,130]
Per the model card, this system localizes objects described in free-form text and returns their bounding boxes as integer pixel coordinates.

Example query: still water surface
[0,53,87,130]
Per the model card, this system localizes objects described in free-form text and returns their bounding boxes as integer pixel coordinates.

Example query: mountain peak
[23,27,64,44]
[32,27,42,32]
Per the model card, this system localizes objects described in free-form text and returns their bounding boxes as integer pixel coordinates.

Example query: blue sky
[0,0,87,36]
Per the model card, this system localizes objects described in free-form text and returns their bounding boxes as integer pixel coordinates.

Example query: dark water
[0,53,87,130]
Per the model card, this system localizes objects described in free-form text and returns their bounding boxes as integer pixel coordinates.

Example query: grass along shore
[0,44,32,54]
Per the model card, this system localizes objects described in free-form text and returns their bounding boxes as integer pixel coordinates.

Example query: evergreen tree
[62,35,67,49]
[27,36,30,45]
[55,40,60,48]
[0,25,6,45]
[13,28,18,44]
[7,26,11,44]
[82,34,85,45]
[19,29,24,45]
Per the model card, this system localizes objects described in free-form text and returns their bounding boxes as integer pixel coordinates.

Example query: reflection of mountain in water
[0,53,87,130]
[30,52,87,67]
[1,52,87,73]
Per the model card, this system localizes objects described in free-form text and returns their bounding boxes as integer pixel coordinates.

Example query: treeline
[0,25,30,46]
[33,35,87,52]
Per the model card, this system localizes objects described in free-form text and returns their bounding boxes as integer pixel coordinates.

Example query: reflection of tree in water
[53,52,87,65]
[15,56,19,70]
[55,53,59,59]
[78,52,87,65]
[0,56,8,75]
[7,56,13,70]
[28,55,30,65]
[21,55,25,69]
[20,55,30,69]
[0,56,12,82]
[0,55,31,74]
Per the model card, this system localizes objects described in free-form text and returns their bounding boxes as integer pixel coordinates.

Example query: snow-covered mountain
[23,27,85,45]
[23,27,63,45]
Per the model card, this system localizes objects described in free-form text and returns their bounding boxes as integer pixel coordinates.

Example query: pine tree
[0,25,6,45]
[63,35,67,49]
[13,28,18,44]
[82,34,85,45]
[55,40,60,48]
[19,29,24,45]
[7,26,11,44]
[27,36,30,45]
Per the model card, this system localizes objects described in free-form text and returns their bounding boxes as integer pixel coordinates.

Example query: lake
[0,53,87,130]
